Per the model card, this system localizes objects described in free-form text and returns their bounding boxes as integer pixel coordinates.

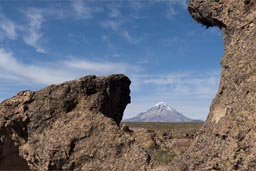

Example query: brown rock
[0,74,150,171]
[121,124,134,133]
[170,0,256,170]
[133,128,157,151]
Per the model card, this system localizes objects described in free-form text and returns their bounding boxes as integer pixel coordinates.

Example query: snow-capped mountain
[124,102,196,123]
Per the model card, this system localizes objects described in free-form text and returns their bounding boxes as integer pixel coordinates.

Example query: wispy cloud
[0,10,18,40]
[64,58,139,73]
[23,8,47,53]
[0,48,72,84]
[21,2,99,53]
[0,19,17,40]
[100,19,123,31]
[168,0,188,8]
[101,4,143,45]
[0,48,140,85]
[0,47,219,120]
[143,73,186,85]
[112,53,122,58]
[128,1,145,11]
[125,71,219,120]
[71,0,102,19]
[102,34,115,49]
[122,30,140,44]
[142,72,219,97]
[72,0,93,19]
[101,21,141,44]
[152,0,188,8]
[108,6,122,18]
[165,6,177,19]
[150,0,188,19]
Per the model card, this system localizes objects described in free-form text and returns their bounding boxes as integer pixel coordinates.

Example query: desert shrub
[172,139,192,155]
[148,149,176,166]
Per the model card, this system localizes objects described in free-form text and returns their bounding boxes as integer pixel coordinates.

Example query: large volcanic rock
[170,0,256,170]
[0,74,150,171]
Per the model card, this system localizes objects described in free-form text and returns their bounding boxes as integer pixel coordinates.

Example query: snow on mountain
[124,102,197,123]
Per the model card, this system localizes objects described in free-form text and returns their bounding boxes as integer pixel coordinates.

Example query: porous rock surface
[170,0,256,170]
[0,74,150,171]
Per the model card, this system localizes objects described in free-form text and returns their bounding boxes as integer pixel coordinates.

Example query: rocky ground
[121,122,203,170]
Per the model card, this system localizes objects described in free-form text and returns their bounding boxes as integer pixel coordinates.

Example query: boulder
[0,74,150,171]
[170,0,256,170]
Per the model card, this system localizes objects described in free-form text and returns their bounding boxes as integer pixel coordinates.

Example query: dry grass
[121,122,203,138]
[121,122,204,167]
[148,148,176,166]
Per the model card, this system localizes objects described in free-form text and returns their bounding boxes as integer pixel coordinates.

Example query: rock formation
[170,0,256,170]
[0,74,150,171]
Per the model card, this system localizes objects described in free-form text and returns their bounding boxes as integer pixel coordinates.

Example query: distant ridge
[124,102,201,123]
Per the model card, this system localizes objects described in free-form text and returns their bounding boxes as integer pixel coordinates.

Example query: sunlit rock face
[0,74,150,171]
[170,0,256,170]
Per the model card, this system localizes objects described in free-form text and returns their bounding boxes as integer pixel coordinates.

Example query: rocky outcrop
[121,122,201,170]
[170,0,256,170]
[0,74,150,171]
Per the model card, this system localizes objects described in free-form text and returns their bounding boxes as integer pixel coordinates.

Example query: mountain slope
[125,102,197,123]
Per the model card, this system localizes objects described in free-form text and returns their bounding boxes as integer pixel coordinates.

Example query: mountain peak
[150,102,175,112]
[124,102,196,123]
[153,102,168,107]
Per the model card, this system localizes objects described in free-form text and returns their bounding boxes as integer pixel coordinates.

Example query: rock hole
[0,134,30,170]
[69,140,76,156]
[244,0,251,5]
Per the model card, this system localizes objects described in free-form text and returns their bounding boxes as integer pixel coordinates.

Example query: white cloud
[109,6,121,18]
[152,0,188,8]
[102,34,114,49]
[0,48,219,121]
[149,0,188,20]
[168,0,188,8]
[101,21,142,44]
[101,20,142,44]
[72,0,93,19]
[0,19,17,40]
[101,20,123,31]
[165,6,177,19]
[0,48,72,84]
[142,72,219,97]
[124,71,220,120]
[0,48,140,85]
[128,1,145,11]
[112,53,121,58]
[23,9,47,53]
[64,58,134,73]
[71,0,102,19]
[122,30,140,44]
[143,73,186,85]
[0,10,18,40]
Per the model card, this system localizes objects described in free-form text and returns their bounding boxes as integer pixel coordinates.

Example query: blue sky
[0,0,224,120]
